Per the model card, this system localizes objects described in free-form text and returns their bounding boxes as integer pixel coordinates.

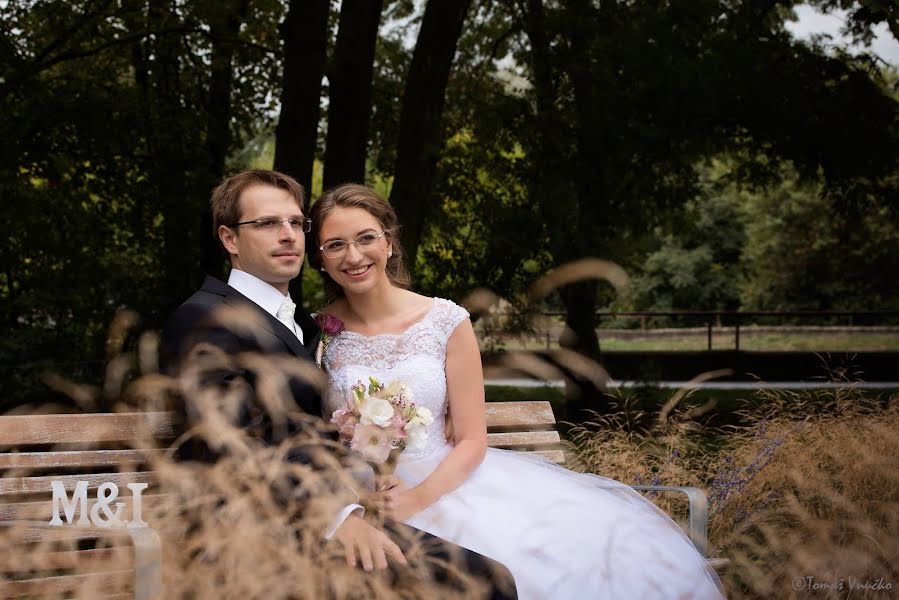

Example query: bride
[309,184,725,599]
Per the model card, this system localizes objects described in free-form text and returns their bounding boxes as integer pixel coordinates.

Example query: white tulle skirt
[395,444,725,600]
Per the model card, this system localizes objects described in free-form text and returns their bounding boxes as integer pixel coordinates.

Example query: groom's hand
[334,514,407,571]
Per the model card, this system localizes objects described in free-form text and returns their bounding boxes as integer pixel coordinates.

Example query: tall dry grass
[0,309,499,599]
[568,385,899,599]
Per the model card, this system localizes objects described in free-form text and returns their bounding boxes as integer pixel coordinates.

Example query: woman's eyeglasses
[319,231,387,258]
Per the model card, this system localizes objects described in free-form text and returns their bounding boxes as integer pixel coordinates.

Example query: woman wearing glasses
[309,184,724,600]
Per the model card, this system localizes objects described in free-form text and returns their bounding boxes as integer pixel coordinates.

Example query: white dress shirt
[226,269,362,538]
[227,269,303,344]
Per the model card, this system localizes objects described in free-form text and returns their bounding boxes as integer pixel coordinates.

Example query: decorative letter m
[49,480,89,526]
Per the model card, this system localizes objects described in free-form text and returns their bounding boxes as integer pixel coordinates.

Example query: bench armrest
[628,485,708,557]
[127,526,164,600]
[0,521,163,600]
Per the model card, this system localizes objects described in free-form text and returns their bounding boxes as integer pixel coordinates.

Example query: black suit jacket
[159,275,325,459]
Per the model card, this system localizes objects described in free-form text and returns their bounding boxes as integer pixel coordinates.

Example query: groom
[160,169,516,597]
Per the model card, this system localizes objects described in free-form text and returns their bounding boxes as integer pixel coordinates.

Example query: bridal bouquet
[330,377,433,466]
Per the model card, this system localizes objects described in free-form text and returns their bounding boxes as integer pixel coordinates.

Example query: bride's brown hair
[308,184,411,299]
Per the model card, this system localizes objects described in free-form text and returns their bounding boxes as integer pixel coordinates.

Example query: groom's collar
[227,269,293,322]
[199,274,321,356]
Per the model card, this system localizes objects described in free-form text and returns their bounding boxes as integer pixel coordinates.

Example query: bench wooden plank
[522,449,566,464]
[0,471,155,496]
[1,522,149,545]
[0,569,133,597]
[487,430,562,449]
[0,412,175,446]
[484,401,556,431]
[0,493,168,521]
[0,547,134,573]
[0,449,159,469]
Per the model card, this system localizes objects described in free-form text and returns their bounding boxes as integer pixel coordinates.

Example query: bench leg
[126,526,163,600]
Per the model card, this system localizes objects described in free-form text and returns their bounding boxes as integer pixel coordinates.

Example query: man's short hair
[210,170,306,237]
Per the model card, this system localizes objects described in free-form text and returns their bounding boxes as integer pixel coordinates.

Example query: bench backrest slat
[0,471,155,497]
[0,412,175,446]
[0,449,157,470]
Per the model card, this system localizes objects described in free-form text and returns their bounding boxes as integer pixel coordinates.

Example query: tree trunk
[323,0,384,190]
[563,0,602,359]
[522,0,605,413]
[273,0,330,198]
[389,0,472,271]
[147,0,197,312]
[273,0,330,307]
[201,0,250,279]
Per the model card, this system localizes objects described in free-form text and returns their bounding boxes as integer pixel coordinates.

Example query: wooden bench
[489,401,729,574]
[1,402,723,596]
[0,413,170,599]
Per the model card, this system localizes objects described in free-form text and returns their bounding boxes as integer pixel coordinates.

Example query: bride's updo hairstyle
[308,184,411,299]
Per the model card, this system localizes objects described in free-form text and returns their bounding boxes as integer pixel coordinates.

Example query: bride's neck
[342,284,405,326]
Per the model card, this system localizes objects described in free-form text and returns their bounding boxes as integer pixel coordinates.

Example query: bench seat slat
[0,569,133,597]
[0,547,134,574]
[1,522,146,543]
[487,430,562,449]
[521,449,566,464]
[485,401,556,431]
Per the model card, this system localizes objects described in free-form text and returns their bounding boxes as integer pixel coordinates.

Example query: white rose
[406,406,434,430]
[359,396,394,428]
[407,426,428,450]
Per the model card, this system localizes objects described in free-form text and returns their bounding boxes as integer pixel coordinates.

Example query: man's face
[219,184,305,294]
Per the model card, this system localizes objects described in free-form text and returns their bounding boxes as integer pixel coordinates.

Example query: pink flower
[388,415,409,441]
[350,424,392,464]
[314,313,345,336]
[330,406,359,442]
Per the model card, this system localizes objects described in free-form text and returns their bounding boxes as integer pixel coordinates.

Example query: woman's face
[317,206,392,296]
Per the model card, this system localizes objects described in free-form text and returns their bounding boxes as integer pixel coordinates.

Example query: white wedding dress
[323,298,725,599]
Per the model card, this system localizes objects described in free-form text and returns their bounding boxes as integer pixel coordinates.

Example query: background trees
[2,0,897,407]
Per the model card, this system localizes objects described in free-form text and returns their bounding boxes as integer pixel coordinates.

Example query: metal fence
[539,311,899,351]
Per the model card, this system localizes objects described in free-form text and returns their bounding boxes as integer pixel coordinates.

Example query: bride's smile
[316,206,392,296]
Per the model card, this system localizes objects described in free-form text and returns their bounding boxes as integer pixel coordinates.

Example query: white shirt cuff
[324,503,365,540]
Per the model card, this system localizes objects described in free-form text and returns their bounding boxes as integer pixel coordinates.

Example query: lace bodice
[322,298,470,459]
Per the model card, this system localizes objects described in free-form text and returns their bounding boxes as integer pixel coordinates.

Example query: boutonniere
[313,312,345,367]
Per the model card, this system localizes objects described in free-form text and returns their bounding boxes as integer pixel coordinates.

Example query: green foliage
[629,158,899,314]
[416,128,551,301]
[629,162,748,312]
[740,165,899,311]
[3,0,899,409]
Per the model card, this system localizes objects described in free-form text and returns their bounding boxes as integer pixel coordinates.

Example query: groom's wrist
[324,503,365,540]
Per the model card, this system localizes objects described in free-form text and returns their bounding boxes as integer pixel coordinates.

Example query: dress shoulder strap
[428,298,470,343]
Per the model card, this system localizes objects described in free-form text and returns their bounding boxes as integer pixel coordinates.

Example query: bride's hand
[375,475,405,493]
[381,486,428,523]
[368,475,408,512]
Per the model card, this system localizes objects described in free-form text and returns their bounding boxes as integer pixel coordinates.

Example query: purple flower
[315,313,345,336]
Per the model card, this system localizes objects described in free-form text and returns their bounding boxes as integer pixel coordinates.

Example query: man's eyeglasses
[319,231,387,258]
[231,217,312,233]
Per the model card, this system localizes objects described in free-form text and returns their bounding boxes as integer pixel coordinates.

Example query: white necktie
[276,296,301,341]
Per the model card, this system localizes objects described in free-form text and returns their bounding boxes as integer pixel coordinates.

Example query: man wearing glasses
[159,170,516,598]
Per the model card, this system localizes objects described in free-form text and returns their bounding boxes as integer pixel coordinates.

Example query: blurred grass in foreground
[567,386,899,599]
